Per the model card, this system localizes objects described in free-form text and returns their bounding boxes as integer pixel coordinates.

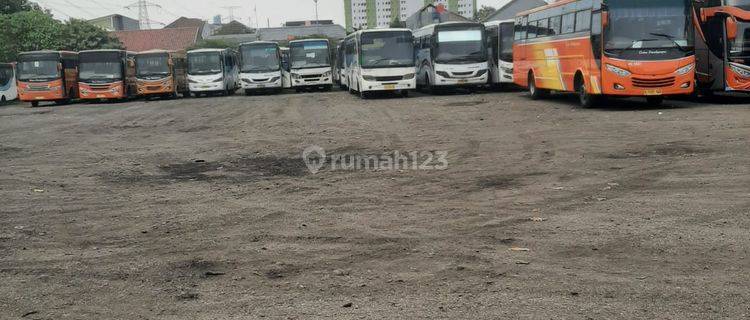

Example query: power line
[124,0,161,30]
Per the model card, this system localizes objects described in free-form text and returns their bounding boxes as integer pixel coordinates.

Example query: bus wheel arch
[575,71,597,108]
[528,70,547,99]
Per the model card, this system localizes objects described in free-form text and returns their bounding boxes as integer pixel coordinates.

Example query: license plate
[257,84,265,88]
[96,94,106,98]
[644,89,662,96]
[35,97,44,100]
[384,84,395,90]
[457,79,468,84]
[202,85,212,89]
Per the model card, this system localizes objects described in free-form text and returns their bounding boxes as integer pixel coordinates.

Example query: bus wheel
[245,89,253,96]
[646,96,664,106]
[528,73,547,99]
[31,101,39,108]
[323,85,332,92]
[400,90,409,98]
[1,96,5,104]
[577,78,597,108]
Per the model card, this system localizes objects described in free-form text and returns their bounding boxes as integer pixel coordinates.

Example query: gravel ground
[1,89,749,319]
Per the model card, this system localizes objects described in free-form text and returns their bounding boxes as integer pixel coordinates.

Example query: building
[484,0,549,22]
[405,3,471,30]
[88,14,140,32]
[203,23,347,45]
[344,0,476,31]
[111,27,200,52]
[285,20,334,27]
[165,17,218,40]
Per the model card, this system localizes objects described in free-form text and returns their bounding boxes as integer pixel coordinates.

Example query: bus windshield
[435,27,487,64]
[0,65,12,86]
[605,0,692,52]
[500,22,514,62]
[290,41,330,69]
[241,44,280,73]
[188,52,222,75]
[17,59,59,81]
[136,54,170,78]
[80,52,123,81]
[360,31,414,68]
[729,21,750,61]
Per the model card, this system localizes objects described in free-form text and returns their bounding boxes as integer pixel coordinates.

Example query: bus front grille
[28,85,50,91]
[375,76,404,82]
[632,77,675,88]
[301,74,321,79]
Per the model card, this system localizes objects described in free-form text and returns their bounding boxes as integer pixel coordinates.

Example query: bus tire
[1,96,5,104]
[576,75,597,108]
[400,90,409,98]
[245,89,253,96]
[646,96,664,106]
[31,101,39,108]
[528,73,547,99]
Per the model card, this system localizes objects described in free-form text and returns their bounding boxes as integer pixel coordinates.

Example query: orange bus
[514,0,696,107]
[694,0,750,94]
[78,50,137,101]
[135,50,188,99]
[16,51,79,107]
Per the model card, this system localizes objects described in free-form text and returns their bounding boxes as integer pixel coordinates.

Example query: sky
[32,0,515,28]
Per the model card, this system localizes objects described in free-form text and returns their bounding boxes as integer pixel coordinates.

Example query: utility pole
[125,0,161,30]
[221,6,241,22]
[313,0,319,22]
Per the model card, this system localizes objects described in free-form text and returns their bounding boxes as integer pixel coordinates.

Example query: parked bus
[135,50,188,99]
[334,42,345,87]
[187,48,239,97]
[343,29,416,98]
[0,63,17,104]
[287,39,333,91]
[414,22,489,92]
[514,0,695,107]
[340,36,356,90]
[484,19,516,88]
[694,0,750,94]
[239,41,283,95]
[78,50,136,101]
[16,51,78,107]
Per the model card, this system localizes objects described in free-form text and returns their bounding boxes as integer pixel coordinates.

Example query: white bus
[287,39,333,92]
[239,41,283,95]
[0,63,18,103]
[484,19,515,88]
[343,29,416,98]
[414,22,489,92]
[187,48,240,97]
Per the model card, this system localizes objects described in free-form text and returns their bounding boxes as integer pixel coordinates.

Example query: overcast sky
[33,0,515,28]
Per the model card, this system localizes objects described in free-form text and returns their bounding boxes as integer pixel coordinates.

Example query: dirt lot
[1,90,749,319]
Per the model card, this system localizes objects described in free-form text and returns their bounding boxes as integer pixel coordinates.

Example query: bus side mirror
[57,63,63,71]
[128,60,135,68]
[602,12,609,27]
[727,17,738,41]
[168,58,174,67]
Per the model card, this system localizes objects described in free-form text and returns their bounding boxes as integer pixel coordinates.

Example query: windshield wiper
[649,33,688,52]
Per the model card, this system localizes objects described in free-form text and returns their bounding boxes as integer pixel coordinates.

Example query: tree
[474,5,496,22]
[0,0,43,15]
[61,19,122,51]
[389,17,405,29]
[0,10,63,61]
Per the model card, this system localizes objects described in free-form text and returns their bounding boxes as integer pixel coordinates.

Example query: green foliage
[0,7,121,62]
[61,19,122,51]
[389,17,405,29]
[0,10,63,61]
[0,0,42,15]
[189,39,237,50]
[474,5,497,22]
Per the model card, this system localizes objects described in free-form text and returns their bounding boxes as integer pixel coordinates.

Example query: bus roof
[518,0,576,16]
[289,38,329,44]
[239,41,279,47]
[414,21,484,36]
[19,50,77,56]
[484,19,514,27]
[187,48,229,53]
[357,28,411,34]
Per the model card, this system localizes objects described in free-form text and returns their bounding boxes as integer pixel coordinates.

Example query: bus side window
[575,11,591,32]
[550,16,562,36]
[591,12,603,62]
[562,13,575,34]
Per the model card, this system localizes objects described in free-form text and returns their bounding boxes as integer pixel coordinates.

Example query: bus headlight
[436,71,450,78]
[212,78,224,82]
[362,75,376,81]
[729,63,750,78]
[476,69,488,77]
[189,79,198,83]
[675,63,695,76]
[269,77,280,82]
[291,73,300,79]
[606,64,631,77]
[322,71,331,78]
[402,73,415,80]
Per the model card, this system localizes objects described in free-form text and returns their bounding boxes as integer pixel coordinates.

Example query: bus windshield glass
[17,58,59,82]
[500,22,514,62]
[728,22,750,61]
[136,54,170,77]
[605,0,692,52]
[0,65,12,86]
[290,41,330,69]
[241,44,280,72]
[188,52,222,75]
[435,26,487,64]
[80,52,123,81]
[360,31,414,68]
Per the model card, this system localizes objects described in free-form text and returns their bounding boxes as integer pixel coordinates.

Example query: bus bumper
[79,82,125,100]
[241,78,282,90]
[433,71,488,86]
[137,78,175,96]
[189,82,224,92]
[17,80,66,102]
[360,78,416,92]
[601,58,695,96]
